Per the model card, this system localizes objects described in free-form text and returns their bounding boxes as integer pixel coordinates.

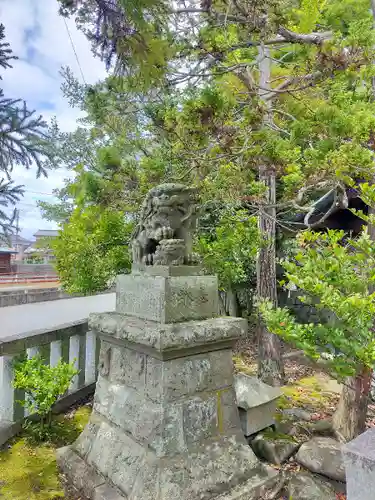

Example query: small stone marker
[234,372,282,436]
[343,427,375,500]
[57,184,277,500]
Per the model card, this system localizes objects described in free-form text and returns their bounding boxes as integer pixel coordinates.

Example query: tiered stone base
[58,416,277,500]
[57,271,277,499]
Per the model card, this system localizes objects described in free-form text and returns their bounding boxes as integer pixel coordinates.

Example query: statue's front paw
[161,226,174,239]
[185,252,200,265]
[154,228,163,241]
[143,254,154,265]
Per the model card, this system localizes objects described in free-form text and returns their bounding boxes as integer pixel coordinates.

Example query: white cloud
[0,0,107,239]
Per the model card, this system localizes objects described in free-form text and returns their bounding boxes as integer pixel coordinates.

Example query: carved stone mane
[131,183,198,266]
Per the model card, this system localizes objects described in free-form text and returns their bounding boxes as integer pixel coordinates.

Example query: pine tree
[0,24,51,236]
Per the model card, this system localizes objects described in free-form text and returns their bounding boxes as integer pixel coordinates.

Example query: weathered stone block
[152,434,272,500]
[149,402,186,456]
[145,349,234,402]
[93,376,113,416]
[86,422,145,497]
[57,446,105,499]
[116,274,218,323]
[234,373,282,436]
[183,395,218,445]
[97,341,111,377]
[109,345,146,391]
[74,420,100,459]
[132,265,203,277]
[343,427,375,500]
[214,473,279,500]
[220,388,241,432]
[93,484,125,500]
[60,430,278,500]
[130,457,159,500]
[94,377,162,445]
[89,313,246,356]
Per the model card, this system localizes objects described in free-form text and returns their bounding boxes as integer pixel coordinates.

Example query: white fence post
[69,336,80,392]
[85,331,97,385]
[50,340,62,367]
[25,347,40,416]
[0,355,15,423]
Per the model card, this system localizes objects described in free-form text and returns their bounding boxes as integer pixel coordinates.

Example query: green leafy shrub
[13,355,79,441]
[260,229,375,378]
[260,228,375,440]
[53,207,133,294]
[197,209,259,290]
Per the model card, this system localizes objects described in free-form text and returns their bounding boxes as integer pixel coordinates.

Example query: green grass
[0,406,91,500]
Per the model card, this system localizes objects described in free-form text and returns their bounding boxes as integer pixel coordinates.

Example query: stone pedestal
[57,267,277,500]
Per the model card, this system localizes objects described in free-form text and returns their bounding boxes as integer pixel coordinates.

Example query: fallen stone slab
[234,373,282,436]
[296,437,345,482]
[250,431,300,465]
[287,472,337,500]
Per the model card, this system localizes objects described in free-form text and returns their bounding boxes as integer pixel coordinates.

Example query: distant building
[34,229,59,241]
[24,229,59,263]
[8,235,32,261]
[0,247,17,274]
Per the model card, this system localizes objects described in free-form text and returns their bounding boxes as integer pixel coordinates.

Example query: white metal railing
[0,320,100,444]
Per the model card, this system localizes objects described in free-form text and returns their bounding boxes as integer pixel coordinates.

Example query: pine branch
[0,24,17,74]
[0,178,24,236]
[0,24,52,236]
[0,97,50,177]
[277,27,332,46]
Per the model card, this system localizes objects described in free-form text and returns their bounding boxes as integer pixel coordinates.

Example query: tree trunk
[218,288,240,316]
[256,45,285,386]
[333,368,372,442]
[257,175,285,386]
[225,287,240,317]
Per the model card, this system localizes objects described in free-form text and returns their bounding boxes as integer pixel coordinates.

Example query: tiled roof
[9,235,32,246]
[0,247,17,254]
[34,230,59,237]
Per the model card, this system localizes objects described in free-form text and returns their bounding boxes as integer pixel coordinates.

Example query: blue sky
[0,0,107,239]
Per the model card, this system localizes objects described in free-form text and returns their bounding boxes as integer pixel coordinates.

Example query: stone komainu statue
[131,183,198,266]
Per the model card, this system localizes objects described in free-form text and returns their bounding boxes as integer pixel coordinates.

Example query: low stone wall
[10,262,56,275]
[0,287,116,308]
[0,287,70,307]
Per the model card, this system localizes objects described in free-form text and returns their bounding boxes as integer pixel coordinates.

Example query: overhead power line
[23,190,56,196]
[62,16,87,85]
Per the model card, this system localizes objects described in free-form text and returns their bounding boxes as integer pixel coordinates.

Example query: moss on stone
[261,428,297,443]
[0,405,91,499]
[279,375,338,412]
[232,355,257,376]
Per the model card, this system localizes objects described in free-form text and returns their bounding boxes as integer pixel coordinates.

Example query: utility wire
[62,16,87,85]
[22,190,56,196]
